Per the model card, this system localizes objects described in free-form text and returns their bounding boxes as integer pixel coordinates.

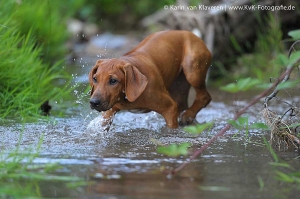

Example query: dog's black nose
[90,98,101,108]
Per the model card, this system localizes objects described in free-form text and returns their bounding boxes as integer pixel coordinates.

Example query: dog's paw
[179,110,196,126]
[86,116,111,136]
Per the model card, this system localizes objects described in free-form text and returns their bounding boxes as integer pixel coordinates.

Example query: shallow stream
[1,40,300,199]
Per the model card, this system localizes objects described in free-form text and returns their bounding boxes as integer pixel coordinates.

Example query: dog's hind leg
[179,51,212,125]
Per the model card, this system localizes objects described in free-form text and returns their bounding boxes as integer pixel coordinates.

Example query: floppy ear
[89,60,103,96]
[123,64,148,102]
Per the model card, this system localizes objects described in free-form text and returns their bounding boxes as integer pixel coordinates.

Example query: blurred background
[1,1,300,198]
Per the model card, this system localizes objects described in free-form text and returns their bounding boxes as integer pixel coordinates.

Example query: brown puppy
[89,30,212,130]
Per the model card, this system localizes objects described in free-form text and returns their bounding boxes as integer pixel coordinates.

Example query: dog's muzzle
[90,98,109,111]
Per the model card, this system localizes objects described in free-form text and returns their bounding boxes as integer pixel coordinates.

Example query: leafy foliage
[288,29,300,41]
[220,77,262,93]
[157,143,191,157]
[288,51,300,66]
[156,123,214,157]
[221,47,300,93]
[184,122,214,134]
[276,80,300,90]
[272,53,290,66]
[228,117,249,130]
[228,117,269,130]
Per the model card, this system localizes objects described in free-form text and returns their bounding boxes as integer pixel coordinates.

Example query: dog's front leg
[101,107,119,131]
[153,93,179,128]
[162,109,179,128]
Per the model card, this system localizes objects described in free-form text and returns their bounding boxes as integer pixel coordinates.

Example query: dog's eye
[92,77,97,83]
[109,78,118,85]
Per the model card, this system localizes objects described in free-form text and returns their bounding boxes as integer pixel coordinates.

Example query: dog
[89,30,212,131]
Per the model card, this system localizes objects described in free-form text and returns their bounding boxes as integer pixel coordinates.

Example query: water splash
[86,115,109,137]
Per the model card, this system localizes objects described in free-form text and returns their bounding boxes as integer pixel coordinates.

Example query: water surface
[1,51,300,199]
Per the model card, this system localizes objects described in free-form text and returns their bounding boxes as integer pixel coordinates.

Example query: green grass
[0,0,82,120]
[0,135,87,198]
[0,24,71,119]
[264,137,300,188]
[221,13,285,82]
[7,0,84,64]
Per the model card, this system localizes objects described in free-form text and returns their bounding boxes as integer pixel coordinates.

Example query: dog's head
[89,59,148,112]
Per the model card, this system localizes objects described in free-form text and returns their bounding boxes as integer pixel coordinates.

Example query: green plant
[156,122,213,157]
[157,143,191,157]
[0,26,70,119]
[288,29,300,40]
[228,117,268,131]
[228,116,269,144]
[220,50,300,93]
[0,135,87,198]
[184,122,214,134]
[227,13,284,82]
[220,77,262,93]
[77,0,176,30]
[8,0,84,64]
[264,137,300,187]
[156,118,268,157]
[0,0,77,120]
